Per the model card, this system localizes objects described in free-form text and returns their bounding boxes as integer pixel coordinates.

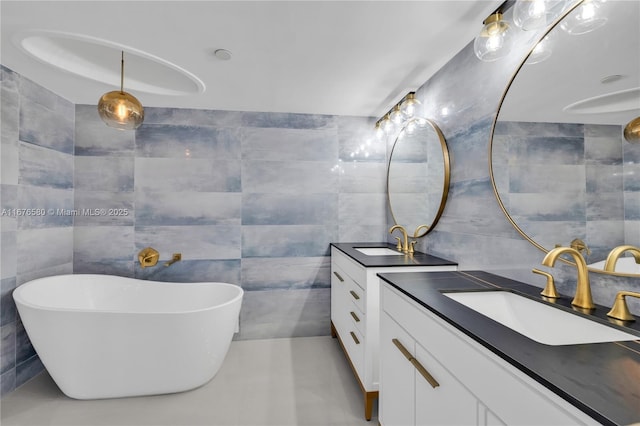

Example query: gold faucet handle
[138,247,160,269]
[408,240,417,254]
[607,291,640,322]
[532,268,559,299]
[394,237,402,251]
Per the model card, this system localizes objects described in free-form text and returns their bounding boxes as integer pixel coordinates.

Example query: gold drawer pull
[350,290,360,300]
[350,331,360,345]
[411,358,440,389]
[392,338,439,389]
[392,338,413,361]
[333,271,344,282]
[350,311,360,322]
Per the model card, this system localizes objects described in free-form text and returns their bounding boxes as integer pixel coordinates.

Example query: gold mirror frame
[488,0,639,277]
[387,117,451,238]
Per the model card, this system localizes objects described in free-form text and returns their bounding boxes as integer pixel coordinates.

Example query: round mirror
[490,0,640,275]
[387,118,450,238]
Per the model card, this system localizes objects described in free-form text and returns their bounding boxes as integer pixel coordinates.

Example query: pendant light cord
[120,51,124,93]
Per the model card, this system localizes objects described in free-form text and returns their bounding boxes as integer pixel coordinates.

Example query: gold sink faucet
[542,246,595,310]
[389,225,410,253]
[603,245,640,272]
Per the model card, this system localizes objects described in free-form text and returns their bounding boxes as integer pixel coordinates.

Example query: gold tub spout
[542,247,594,310]
[164,253,182,267]
[603,245,640,272]
[389,225,409,253]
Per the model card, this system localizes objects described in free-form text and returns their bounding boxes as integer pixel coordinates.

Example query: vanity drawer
[331,247,366,287]
[342,325,365,380]
[347,279,365,313]
[349,303,366,336]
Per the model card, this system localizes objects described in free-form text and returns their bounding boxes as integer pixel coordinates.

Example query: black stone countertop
[378,270,640,426]
[330,242,457,268]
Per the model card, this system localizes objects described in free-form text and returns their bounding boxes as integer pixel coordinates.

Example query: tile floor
[0,336,377,426]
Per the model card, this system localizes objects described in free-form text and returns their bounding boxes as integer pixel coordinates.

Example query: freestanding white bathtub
[13,274,243,400]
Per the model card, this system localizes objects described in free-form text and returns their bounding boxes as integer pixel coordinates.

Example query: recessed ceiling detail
[563,87,640,115]
[14,30,205,96]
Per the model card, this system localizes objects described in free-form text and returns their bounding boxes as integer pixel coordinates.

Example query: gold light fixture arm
[607,291,640,322]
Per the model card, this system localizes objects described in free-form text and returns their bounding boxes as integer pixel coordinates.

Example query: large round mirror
[387,118,450,238]
[490,0,640,275]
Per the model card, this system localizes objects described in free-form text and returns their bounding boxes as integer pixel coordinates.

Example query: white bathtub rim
[13,274,243,315]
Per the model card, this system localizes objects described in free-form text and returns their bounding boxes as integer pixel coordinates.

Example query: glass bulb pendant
[97,51,144,130]
[560,0,607,35]
[474,13,514,62]
[513,0,568,30]
[400,93,421,119]
[98,91,144,130]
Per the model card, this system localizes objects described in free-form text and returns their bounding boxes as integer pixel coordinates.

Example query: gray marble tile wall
[74,106,385,341]
[1,65,75,396]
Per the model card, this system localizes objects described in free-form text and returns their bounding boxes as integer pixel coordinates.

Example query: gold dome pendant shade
[97,51,144,130]
[624,117,640,143]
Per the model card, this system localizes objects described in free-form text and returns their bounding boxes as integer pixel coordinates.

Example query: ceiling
[0,1,503,118]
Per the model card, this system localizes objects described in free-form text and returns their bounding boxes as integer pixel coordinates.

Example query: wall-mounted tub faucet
[164,253,182,267]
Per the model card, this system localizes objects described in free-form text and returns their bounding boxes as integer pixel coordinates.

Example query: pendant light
[97,51,144,130]
[474,13,514,62]
[624,117,640,143]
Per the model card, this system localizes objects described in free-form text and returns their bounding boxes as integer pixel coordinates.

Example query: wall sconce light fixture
[560,0,607,35]
[513,0,567,30]
[97,51,144,130]
[375,92,422,134]
[474,12,514,62]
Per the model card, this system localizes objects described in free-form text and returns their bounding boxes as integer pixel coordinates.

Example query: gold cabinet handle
[350,311,360,322]
[410,358,440,389]
[350,331,360,345]
[333,271,344,282]
[392,338,439,389]
[392,338,413,361]
[350,290,360,300]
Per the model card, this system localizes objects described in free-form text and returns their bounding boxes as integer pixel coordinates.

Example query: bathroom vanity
[378,270,640,426]
[330,242,457,420]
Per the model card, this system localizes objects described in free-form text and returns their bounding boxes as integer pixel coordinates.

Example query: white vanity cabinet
[379,282,599,426]
[330,246,457,420]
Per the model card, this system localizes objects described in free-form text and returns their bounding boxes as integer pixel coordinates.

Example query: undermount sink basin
[355,247,404,256]
[443,290,639,346]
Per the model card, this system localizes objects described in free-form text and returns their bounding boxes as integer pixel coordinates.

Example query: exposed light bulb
[560,0,607,35]
[474,13,514,62]
[513,0,567,30]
